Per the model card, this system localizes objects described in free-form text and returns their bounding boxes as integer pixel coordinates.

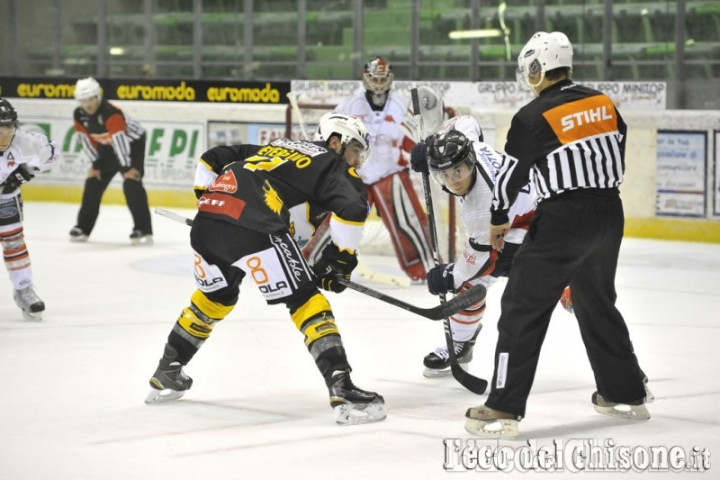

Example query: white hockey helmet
[74,77,102,101]
[517,31,573,90]
[362,57,394,95]
[314,113,371,167]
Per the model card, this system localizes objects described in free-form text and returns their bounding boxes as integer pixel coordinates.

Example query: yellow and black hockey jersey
[194,138,368,251]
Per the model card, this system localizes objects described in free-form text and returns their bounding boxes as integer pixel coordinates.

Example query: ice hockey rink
[1,201,718,479]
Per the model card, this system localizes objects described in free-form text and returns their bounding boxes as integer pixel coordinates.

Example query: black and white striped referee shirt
[491,79,626,225]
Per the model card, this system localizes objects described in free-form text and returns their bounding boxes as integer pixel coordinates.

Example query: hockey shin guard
[169,289,234,363]
[1,226,33,290]
[289,292,350,381]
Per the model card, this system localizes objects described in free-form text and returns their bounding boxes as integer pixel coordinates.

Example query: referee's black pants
[485,190,646,418]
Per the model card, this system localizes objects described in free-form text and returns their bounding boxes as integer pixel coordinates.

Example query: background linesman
[70,77,153,245]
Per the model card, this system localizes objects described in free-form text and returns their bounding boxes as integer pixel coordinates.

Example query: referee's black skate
[130,229,153,246]
[592,392,650,420]
[327,370,386,425]
[145,344,193,404]
[69,226,89,243]
[423,327,481,378]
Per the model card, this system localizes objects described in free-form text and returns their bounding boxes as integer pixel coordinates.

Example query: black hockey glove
[410,142,429,174]
[313,242,358,293]
[427,263,455,295]
[1,165,35,194]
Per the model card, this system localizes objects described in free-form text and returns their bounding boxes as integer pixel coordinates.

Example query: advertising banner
[21,117,204,191]
[0,77,291,104]
[656,131,707,217]
[291,80,667,111]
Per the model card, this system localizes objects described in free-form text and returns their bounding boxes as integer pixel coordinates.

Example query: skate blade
[594,403,650,420]
[145,388,185,404]
[464,418,519,438]
[22,311,43,321]
[422,362,469,378]
[131,235,154,246]
[334,401,386,425]
[644,385,655,403]
[70,236,89,243]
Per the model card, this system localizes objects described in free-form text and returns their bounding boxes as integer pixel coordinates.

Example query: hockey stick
[337,277,486,321]
[411,88,488,394]
[286,92,309,140]
[153,207,484,321]
[155,207,193,227]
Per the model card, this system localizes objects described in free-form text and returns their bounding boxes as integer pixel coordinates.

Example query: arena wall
[13,98,720,244]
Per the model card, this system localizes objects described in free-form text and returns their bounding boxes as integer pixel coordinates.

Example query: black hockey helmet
[427,129,473,171]
[0,98,18,128]
[427,128,476,192]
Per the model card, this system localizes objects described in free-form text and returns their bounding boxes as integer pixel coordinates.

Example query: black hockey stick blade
[337,277,486,321]
[451,363,488,394]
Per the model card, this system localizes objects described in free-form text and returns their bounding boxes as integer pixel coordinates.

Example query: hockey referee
[465,31,650,437]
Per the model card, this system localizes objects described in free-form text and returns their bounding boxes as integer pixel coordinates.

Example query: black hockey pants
[485,190,646,418]
[75,139,152,235]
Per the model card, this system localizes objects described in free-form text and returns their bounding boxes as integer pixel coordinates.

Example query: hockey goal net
[285,103,464,265]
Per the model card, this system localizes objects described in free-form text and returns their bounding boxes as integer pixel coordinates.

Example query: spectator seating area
[22,0,720,82]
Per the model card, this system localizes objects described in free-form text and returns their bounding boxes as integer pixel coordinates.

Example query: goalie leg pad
[369,171,434,280]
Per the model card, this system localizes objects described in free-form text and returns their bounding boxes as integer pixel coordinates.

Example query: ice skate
[69,226,89,243]
[641,375,654,403]
[423,328,480,378]
[145,345,193,404]
[328,370,386,425]
[592,392,650,420]
[130,229,153,246]
[464,406,520,438]
[13,286,45,321]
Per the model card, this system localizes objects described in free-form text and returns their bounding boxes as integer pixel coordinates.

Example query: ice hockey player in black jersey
[146,113,386,425]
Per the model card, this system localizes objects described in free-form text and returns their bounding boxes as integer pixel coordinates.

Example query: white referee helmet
[517,31,573,91]
[74,77,102,101]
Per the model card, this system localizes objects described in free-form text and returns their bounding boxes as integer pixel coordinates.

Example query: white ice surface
[1,202,719,479]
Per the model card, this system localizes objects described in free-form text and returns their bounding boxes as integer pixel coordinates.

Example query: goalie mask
[427,129,476,195]
[363,57,393,107]
[517,31,573,93]
[314,113,371,168]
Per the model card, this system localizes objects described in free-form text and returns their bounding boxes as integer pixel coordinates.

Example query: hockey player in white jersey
[410,115,536,376]
[0,98,60,320]
[305,57,434,281]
